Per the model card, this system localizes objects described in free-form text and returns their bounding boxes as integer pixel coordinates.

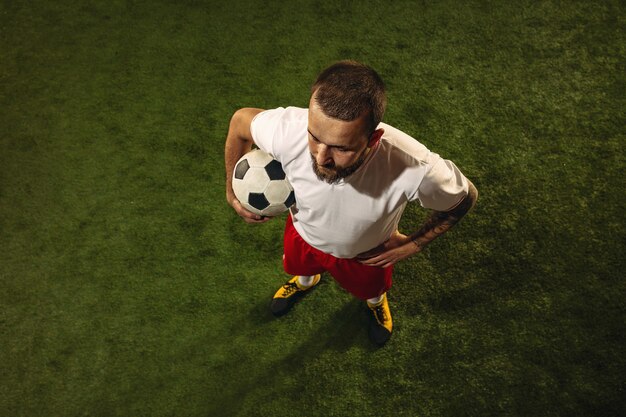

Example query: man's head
[308,61,387,184]
[311,60,387,136]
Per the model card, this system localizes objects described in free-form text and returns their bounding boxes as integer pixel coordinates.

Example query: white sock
[296,275,315,288]
[367,293,385,306]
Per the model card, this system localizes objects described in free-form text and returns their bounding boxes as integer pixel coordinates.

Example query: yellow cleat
[270,274,321,317]
[367,293,393,346]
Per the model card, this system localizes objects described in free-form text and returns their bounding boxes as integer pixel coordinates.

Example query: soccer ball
[232,149,295,217]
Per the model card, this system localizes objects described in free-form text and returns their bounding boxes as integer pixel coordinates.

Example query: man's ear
[368,128,384,148]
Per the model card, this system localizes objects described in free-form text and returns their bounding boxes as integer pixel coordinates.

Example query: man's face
[307,95,371,184]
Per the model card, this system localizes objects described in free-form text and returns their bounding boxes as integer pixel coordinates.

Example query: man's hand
[229,197,272,224]
[357,231,420,269]
[357,181,478,268]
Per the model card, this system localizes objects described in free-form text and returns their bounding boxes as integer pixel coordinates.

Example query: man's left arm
[359,180,478,269]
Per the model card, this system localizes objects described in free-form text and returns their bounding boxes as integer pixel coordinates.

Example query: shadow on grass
[246,292,377,353]
[207,294,377,415]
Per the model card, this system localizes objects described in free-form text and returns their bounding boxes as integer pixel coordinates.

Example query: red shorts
[282,215,393,300]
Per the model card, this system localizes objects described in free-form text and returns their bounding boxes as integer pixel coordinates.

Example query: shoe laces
[282,282,299,297]
[372,304,388,325]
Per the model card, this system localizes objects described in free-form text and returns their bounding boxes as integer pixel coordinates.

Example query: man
[225,61,478,346]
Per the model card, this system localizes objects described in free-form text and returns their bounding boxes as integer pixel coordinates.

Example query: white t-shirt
[250,107,469,259]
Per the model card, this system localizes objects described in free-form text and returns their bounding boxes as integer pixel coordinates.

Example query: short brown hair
[311,60,387,135]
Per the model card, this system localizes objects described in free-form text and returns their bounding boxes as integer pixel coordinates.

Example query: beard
[310,149,368,184]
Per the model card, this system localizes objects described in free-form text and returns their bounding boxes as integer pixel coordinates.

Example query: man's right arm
[224,107,269,223]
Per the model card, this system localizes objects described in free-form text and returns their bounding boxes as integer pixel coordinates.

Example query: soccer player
[225,61,478,346]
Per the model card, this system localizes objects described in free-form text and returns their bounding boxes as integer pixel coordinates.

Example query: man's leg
[296,275,317,287]
[271,216,325,317]
[365,292,393,346]
[324,257,394,346]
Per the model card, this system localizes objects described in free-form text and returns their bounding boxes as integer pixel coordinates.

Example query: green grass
[1,0,624,416]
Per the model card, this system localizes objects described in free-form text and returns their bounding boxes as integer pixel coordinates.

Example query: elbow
[444,180,478,218]
[467,180,478,208]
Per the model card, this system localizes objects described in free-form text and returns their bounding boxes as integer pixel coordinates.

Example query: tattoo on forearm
[410,182,478,250]
[410,212,458,249]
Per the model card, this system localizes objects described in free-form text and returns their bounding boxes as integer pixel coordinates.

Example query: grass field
[1,0,624,416]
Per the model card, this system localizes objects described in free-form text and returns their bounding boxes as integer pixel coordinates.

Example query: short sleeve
[249,107,286,158]
[417,157,469,211]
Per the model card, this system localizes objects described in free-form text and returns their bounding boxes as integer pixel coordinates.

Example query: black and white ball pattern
[232,149,295,216]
